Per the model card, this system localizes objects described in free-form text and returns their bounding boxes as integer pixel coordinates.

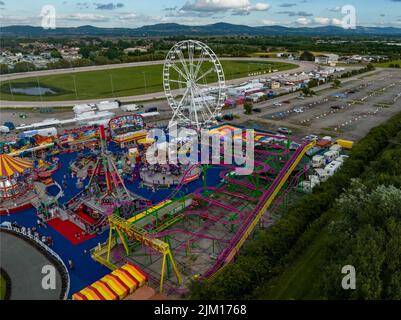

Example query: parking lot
[235,69,401,141]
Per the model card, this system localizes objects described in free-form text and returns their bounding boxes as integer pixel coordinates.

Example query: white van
[0,126,10,133]
[121,104,140,112]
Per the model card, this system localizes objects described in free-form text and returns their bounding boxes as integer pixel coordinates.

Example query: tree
[332,79,341,88]
[300,51,315,61]
[50,49,62,59]
[13,61,36,73]
[0,63,9,74]
[244,102,253,114]
[79,47,92,59]
[302,86,311,96]
[105,47,122,61]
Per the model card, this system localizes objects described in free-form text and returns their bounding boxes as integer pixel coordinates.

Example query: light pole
[72,75,78,99]
[8,79,14,101]
[143,71,147,94]
[36,76,43,102]
[109,74,115,97]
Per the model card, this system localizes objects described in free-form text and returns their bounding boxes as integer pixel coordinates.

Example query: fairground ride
[163,40,226,130]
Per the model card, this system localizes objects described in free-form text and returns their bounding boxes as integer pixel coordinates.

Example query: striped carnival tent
[72,263,148,300]
[0,154,33,200]
[0,154,32,178]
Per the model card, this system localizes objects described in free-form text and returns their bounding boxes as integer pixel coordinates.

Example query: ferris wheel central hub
[163,39,226,130]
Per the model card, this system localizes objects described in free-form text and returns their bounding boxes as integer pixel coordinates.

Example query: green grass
[373,59,401,68]
[262,228,329,300]
[0,60,297,102]
[0,274,8,300]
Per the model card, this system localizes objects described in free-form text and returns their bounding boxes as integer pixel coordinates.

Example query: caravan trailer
[325,160,343,176]
[312,155,325,168]
[323,150,340,164]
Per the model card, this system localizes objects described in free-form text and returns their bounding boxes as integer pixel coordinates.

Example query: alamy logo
[40,5,56,30]
[145,123,255,175]
[41,265,56,290]
[341,5,357,30]
[341,265,356,290]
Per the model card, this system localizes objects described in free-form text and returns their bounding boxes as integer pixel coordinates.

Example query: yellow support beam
[107,214,182,293]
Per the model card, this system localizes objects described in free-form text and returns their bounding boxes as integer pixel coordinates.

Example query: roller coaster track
[201,140,316,279]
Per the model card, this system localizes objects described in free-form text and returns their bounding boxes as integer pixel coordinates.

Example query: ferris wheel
[163,40,226,130]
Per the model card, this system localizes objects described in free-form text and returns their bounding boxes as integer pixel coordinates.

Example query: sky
[0,0,400,28]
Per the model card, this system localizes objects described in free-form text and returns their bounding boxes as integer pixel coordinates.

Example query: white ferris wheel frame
[163,40,226,130]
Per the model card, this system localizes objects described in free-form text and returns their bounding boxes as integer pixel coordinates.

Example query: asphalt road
[0,58,316,108]
[0,230,64,300]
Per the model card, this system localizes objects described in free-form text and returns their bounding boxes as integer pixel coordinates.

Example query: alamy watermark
[41,265,56,290]
[341,265,356,290]
[40,5,56,30]
[145,123,255,175]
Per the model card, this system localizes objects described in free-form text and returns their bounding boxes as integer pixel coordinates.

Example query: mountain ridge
[1,23,401,37]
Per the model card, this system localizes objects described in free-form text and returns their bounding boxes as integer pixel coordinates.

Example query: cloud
[59,13,110,22]
[180,0,271,16]
[261,19,277,25]
[277,10,313,17]
[0,1,5,6]
[295,18,311,25]
[94,2,124,10]
[278,3,296,7]
[76,2,90,9]
[313,17,331,25]
[329,6,341,12]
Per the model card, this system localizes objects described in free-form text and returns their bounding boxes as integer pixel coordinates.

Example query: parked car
[278,127,292,135]
[289,142,301,151]
[3,122,15,130]
[253,108,262,113]
[146,107,158,112]
[303,134,319,142]
[223,114,234,121]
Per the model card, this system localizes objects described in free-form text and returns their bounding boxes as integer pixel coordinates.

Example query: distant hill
[1,23,401,37]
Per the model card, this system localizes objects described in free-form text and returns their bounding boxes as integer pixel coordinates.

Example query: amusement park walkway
[0,147,226,298]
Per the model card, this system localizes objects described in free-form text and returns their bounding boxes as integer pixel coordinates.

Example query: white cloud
[261,19,276,25]
[181,0,271,16]
[332,18,343,26]
[313,17,331,25]
[295,17,311,25]
[59,13,110,22]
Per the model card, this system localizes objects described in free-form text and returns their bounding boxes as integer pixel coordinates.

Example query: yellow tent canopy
[0,154,32,178]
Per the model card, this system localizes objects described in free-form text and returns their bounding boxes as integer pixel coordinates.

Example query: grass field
[0,60,297,102]
[374,59,401,68]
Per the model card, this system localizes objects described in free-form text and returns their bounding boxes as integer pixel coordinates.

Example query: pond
[10,87,56,96]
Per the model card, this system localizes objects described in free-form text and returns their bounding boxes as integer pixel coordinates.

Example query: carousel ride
[0,154,36,214]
